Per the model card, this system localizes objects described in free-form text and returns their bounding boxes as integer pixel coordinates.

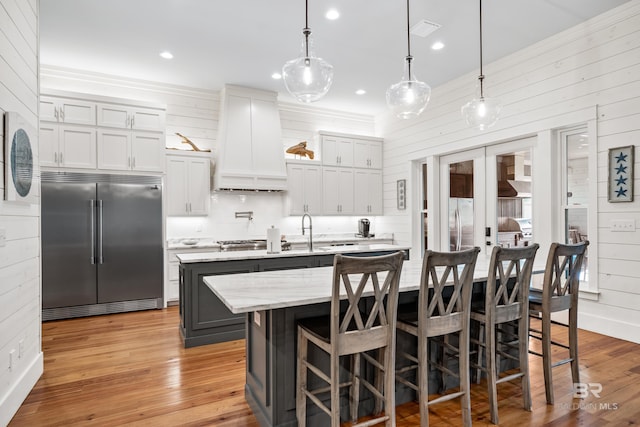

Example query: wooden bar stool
[529,241,589,405]
[395,247,480,427]
[296,252,405,427]
[470,244,539,424]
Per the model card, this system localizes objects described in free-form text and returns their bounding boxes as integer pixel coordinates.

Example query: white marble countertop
[204,256,502,314]
[176,243,411,263]
[167,233,394,250]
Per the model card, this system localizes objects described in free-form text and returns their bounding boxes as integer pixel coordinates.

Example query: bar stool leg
[297,328,308,427]
[569,305,580,387]
[459,325,472,427]
[541,311,554,405]
[330,353,340,427]
[373,348,384,415]
[350,353,361,422]
[518,315,532,411]
[418,335,430,427]
[486,323,499,424]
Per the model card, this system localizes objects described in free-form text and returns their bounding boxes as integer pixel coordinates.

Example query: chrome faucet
[301,213,313,252]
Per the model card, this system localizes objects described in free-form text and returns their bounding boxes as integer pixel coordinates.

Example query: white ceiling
[39,0,629,116]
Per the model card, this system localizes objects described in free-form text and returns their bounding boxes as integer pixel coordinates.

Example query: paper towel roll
[267,226,281,254]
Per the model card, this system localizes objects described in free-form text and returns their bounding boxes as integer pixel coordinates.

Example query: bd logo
[573,382,602,398]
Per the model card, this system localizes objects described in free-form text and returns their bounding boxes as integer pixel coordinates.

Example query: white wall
[375,1,640,343]
[40,67,378,241]
[0,0,43,424]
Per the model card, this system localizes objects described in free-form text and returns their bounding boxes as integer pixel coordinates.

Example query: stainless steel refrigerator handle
[97,200,104,264]
[90,199,96,264]
[455,208,462,251]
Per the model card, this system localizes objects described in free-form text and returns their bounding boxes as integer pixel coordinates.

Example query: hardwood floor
[9,307,640,426]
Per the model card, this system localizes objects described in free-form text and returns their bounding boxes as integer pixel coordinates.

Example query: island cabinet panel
[179,255,337,348]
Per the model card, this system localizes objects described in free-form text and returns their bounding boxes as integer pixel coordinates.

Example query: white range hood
[214,85,287,191]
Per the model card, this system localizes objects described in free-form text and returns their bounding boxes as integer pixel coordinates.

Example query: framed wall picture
[4,111,37,203]
[397,179,406,210]
[608,145,634,203]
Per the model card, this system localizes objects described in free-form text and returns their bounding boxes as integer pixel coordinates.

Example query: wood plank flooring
[9,307,640,426]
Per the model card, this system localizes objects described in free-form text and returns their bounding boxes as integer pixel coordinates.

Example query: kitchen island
[204,255,504,427]
[176,244,410,348]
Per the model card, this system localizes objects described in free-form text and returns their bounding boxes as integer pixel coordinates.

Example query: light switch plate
[0,228,6,247]
[610,219,635,232]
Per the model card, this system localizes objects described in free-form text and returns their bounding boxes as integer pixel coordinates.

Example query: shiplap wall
[375,1,640,343]
[0,0,43,424]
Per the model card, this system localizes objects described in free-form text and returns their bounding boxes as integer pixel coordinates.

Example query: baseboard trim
[0,351,43,426]
[579,312,640,344]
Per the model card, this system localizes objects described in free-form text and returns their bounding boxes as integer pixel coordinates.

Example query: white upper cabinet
[166,152,210,216]
[97,104,165,131]
[354,169,383,215]
[40,96,96,125]
[40,93,166,174]
[322,167,354,215]
[39,123,97,169]
[321,135,354,167]
[97,129,164,172]
[353,139,383,169]
[286,162,323,215]
[215,85,287,191]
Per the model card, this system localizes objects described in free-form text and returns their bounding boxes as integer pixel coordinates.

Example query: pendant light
[282,0,334,103]
[386,0,431,119]
[461,0,502,130]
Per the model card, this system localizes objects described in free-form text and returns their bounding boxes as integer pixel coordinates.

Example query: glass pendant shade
[386,57,431,119]
[461,95,502,130]
[282,32,334,103]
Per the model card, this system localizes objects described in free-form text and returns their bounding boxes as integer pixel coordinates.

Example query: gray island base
[205,256,529,427]
[177,245,410,348]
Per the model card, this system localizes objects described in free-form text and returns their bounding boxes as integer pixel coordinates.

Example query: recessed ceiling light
[431,41,444,50]
[355,89,366,95]
[326,9,340,20]
[272,72,282,79]
[159,51,173,60]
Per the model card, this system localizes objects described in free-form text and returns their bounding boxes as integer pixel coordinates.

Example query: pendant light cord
[405,0,413,79]
[478,0,485,98]
[303,0,310,59]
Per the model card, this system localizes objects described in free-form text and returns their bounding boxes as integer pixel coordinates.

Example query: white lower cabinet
[286,162,323,215]
[166,152,211,216]
[354,169,383,215]
[39,123,96,169]
[166,247,219,304]
[322,167,354,215]
[97,129,164,172]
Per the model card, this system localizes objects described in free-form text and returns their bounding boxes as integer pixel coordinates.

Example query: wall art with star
[608,145,634,202]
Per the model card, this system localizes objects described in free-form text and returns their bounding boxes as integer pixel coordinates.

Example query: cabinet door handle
[189,202,192,213]
[60,152,64,165]
[60,108,65,121]
[131,115,135,128]
[54,107,59,121]
[128,157,131,168]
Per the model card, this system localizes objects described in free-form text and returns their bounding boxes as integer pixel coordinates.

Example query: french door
[439,137,535,253]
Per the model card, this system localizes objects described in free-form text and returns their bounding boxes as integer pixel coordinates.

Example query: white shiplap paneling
[0,0,42,423]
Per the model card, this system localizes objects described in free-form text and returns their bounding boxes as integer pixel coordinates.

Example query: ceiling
[39,0,629,116]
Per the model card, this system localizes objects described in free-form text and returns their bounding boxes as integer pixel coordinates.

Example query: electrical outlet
[610,219,635,232]
[0,228,6,247]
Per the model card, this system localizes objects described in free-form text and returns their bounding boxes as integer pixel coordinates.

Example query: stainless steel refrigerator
[41,172,163,320]
[449,197,475,251]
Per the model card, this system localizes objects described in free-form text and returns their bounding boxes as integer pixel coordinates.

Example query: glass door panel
[439,148,485,252]
[563,130,589,281]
